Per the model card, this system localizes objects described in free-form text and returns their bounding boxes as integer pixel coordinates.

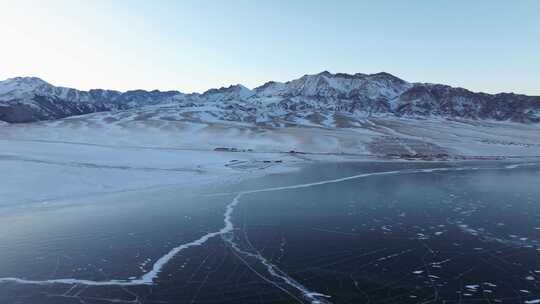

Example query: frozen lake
[1,161,539,303]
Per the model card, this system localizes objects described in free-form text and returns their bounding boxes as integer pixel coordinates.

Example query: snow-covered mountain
[255,71,411,100]
[0,77,184,122]
[1,72,539,124]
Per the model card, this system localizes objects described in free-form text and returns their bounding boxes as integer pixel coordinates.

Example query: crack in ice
[0,163,536,301]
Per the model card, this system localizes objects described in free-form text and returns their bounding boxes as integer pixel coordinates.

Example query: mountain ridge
[1,72,539,124]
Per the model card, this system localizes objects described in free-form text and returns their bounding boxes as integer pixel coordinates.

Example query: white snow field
[1,107,540,206]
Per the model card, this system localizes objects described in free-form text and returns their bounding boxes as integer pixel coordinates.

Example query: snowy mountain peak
[0,76,55,100]
[316,70,333,77]
[1,76,50,91]
[254,71,412,100]
[201,84,255,101]
[4,76,51,86]
[370,71,400,78]
[253,81,288,96]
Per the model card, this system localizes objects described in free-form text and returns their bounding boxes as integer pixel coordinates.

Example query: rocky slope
[1,72,539,124]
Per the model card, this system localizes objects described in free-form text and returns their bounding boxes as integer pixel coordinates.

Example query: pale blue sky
[0,0,538,94]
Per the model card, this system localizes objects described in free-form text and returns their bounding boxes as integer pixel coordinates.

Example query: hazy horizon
[1,0,539,95]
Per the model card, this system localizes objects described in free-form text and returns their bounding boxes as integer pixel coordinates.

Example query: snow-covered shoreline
[0,138,305,207]
[2,112,540,207]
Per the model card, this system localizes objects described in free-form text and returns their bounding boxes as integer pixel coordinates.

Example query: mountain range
[1,72,539,124]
